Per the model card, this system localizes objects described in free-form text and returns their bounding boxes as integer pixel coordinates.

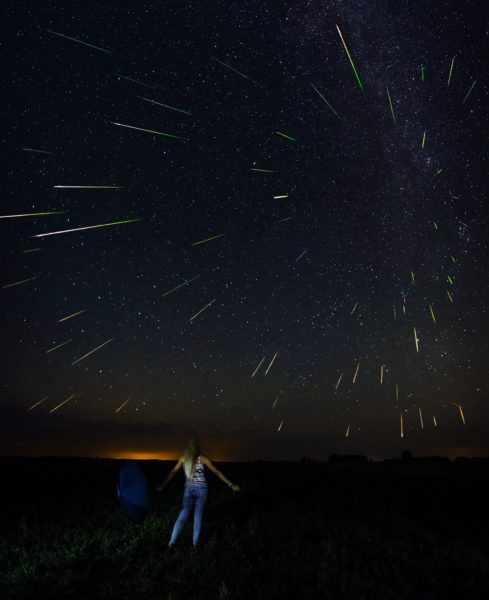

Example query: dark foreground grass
[1,459,488,599]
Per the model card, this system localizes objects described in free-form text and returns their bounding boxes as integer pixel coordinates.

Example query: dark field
[1,458,489,599]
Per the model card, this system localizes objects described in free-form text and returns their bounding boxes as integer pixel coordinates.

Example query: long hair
[183,438,201,479]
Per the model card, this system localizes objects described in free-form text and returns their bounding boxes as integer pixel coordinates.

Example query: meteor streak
[413,327,419,352]
[272,395,279,409]
[116,400,130,413]
[458,404,466,425]
[212,57,261,86]
[22,148,53,154]
[419,407,424,430]
[429,304,436,324]
[433,415,437,427]
[251,356,266,378]
[310,84,342,120]
[462,80,477,104]
[264,352,278,376]
[54,185,122,189]
[295,249,308,263]
[447,56,455,88]
[58,309,86,323]
[72,338,113,365]
[0,211,65,219]
[274,194,288,199]
[117,75,157,89]
[28,396,49,411]
[138,96,191,115]
[23,248,41,253]
[191,233,225,246]
[447,290,453,302]
[251,168,276,173]
[111,121,180,138]
[336,25,364,92]
[335,373,343,390]
[276,131,296,142]
[49,393,76,413]
[421,64,425,81]
[32,218,141,238]
[400,413,404,438]
[277,419,284,432]
[352,362,360,384]
[46,339,72,353]
[189,299,216,322]
[161,276,200,298]
[2,276,39,289]
[386,86,396,124]
[421,130,426,149]
[345,424,350,438]
[351,301,358,315]
[45,29,112,54]
[380,364,384,384]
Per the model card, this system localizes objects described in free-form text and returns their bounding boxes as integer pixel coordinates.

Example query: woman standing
[157,438,240,547]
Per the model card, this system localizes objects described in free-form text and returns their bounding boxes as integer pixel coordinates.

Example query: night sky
[2,1,488,461]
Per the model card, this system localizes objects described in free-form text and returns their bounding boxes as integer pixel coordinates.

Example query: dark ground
[1,457,489,599]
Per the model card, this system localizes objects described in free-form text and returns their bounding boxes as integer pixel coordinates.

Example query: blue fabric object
[118,460,148,523]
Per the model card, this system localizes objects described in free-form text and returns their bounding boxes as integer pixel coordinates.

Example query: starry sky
[2,0,488,461]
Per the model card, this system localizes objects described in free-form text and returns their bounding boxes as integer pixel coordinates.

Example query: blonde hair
[183,438,201,479]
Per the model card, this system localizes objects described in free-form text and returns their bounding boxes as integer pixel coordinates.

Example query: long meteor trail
[32,218,141,238]
[189,299,216,322]
[22,148,53,154]
[58,309,86,323]
[191,234,224,247]
[212,57,261,86]
[53,185,122,189]
[336,25,364,92]
[161,276,200,298]
[462,80,477,104]
[72,338,113,365]
[386,86,396,124]
[0,211,65,219]
[27,396,49,411]
[310,84,342,120]
[251,356,266,378]
[49,393,77,413]
[45,29,112,54]
[116,399,130,413]
[264,352,278,376]
[117,75,157,89]
[447,56,455,88]
[111,121,180,139]
[276,131,296,142]
[2,276,39,289]
[46,339,73,353]
[138,96,191,115]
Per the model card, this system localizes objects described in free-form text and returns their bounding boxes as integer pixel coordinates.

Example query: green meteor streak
[138,96,191,115]
[32,218,141,238]
[191,233,225,247]
[45,29,112,54]
[421,130,426,149]
[421,64,425,81]
[462,80,477,104]
[310,84,342,120]
[111,122,180,139]
[436,168,443,175]
[386,86,396,124]
[447,56,455,88]
[336,25,364,92]
[276,131,296,142]
[212,57,261,86]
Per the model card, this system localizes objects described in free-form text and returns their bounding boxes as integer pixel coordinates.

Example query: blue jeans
[169,484,208,545]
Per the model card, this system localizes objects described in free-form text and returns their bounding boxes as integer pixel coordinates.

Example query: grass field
[1,458,488,599]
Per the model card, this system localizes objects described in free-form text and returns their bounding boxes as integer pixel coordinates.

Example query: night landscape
[2,1,489,598]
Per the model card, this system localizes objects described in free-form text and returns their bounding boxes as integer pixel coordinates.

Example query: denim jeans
[169,484,208,545]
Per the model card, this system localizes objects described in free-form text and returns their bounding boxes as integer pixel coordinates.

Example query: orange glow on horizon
[109,451,178,461]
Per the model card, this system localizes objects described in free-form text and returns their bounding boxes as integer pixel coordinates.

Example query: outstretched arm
[157,456,183,492]
[201,456,240,491]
